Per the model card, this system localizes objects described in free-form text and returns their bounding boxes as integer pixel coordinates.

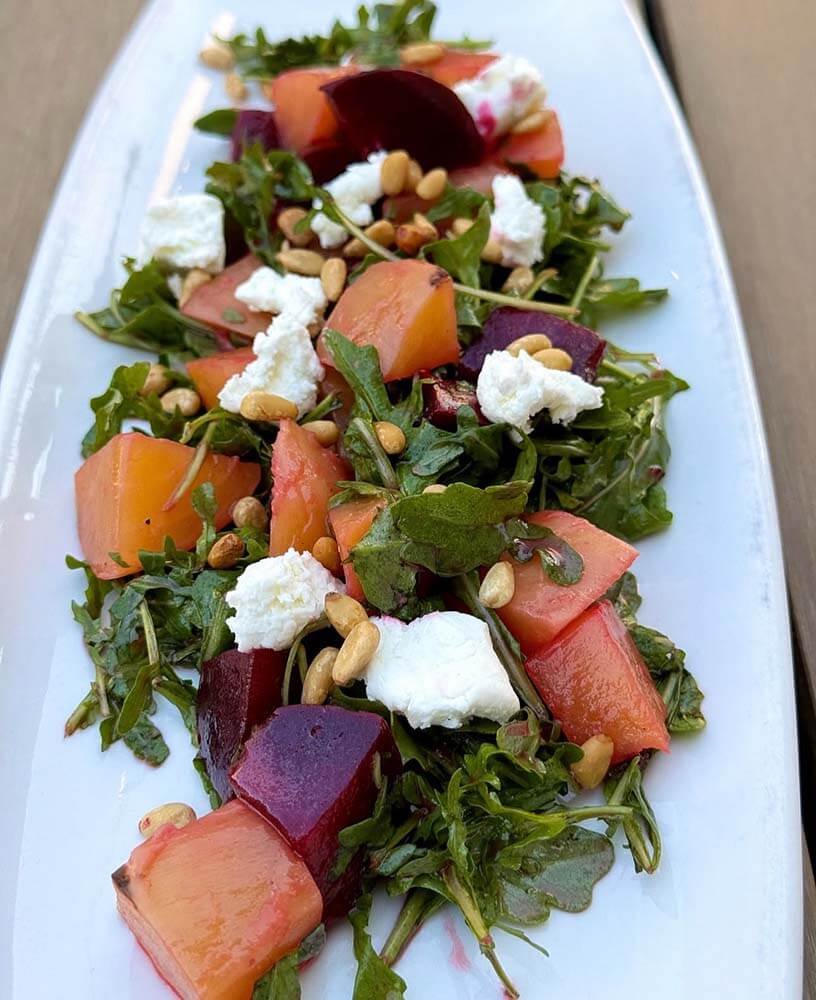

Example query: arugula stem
[162,423,216,512]
[598,358,637,382]
[282,615,329,705]
[140,602,161,667]
[74,311,108,339]
[331,205,400,262]
[64,688,98,737]
[349,417,400,491]
[452,283,578,316]
[379,889,438,967]
[522,266,558,300]
[94,661,111,718]
[569,251,598,311]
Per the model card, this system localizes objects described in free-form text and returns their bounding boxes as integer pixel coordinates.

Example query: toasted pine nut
[571,734,614,789]
[405,158,423,193]
[400,41,444,65]
[325,593,368,638]
[342,237,367,258]
[140,363,171,397]
[510,108,554,135]
[231,495,267,530]
[277,207,312,247]
[451,217,474,237]
[199,42,234,71]
[302,647,339,705]
[139,802,196,838]
[506,333,553,357]
[533,347,573,371]
[178,268,212,307]
[412,213,438,241]
[480,239,504,264]
[381,150,410,196]
[225,72,248,102]
[312,535,342,575]
[478,561,516,609]
[207,532,245,569]
[415,167,447,201]
[364,218,396,247]
[240,391,298,423]
[374,420,406,455]
[321,257,347,301]
[302,419,340,446]
[395,223,429,256]
[502,266,535,295]
[422,483,447,494]
[276,249,324,276]
[160,387,201,416]
[332,620,381,685]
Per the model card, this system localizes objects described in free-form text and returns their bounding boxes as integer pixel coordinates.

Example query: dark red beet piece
[230,110,280,161]
[300,140,358,183]
[196,648,286,803]
[459,308,606,382]
[322,69,485,170]
[230,705,401,913]
[422,377,484,429]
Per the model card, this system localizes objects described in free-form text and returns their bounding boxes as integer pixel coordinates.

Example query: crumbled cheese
[490,174,545,268]
[137,194,226,274]
[453,54,547,142]
[226,550,345,652]
[311,151,388,249]
[218,312,324,415]
[364,612,520,730]
[476,349,604,432]
[235,267,327,327]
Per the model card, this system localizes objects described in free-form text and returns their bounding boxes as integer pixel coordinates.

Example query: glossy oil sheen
[0,2,801,997]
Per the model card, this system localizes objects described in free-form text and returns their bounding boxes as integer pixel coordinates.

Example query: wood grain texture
[0,0,144,359]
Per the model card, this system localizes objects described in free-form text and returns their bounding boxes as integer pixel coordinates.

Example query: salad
[67,2,705,997]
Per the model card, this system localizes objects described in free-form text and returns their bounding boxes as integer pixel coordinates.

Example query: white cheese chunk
[311,151,388,249]
[490,174,545,268]
[234,266,327,327]
[226,550,345,652]
[476,349,604,432]
[218,312,324,415]
[453,53,546,143]
[137,193,226,274]
[364,612,520,730]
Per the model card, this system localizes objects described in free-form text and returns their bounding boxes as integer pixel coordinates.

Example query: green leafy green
[194,108,238,136]
[349,895,407,1000]
[424,202,490,288]
[252,925,326,999]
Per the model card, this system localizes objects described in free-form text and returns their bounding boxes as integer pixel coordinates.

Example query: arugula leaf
[349,895,407,1000]
[425,183,489,224]
[194,108,238,136]
[506,519,584,586]
[424,202,490,287]
[252,925,326,1000]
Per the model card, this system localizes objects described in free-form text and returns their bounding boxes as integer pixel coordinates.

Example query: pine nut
[506,333,553,357]
[302,647,339,705]
[342,237,367,258]
[422,483,447,494]
[502,266,535,295]
[395,223,429,256]
[325,593,368,638]
[312,535,342,575]
[207,532,244,569]
[225,72,248,102]
[160,387,201,416]
[415,167,447,201]
[571,734,614,789]
[480,239,504,264]
[405,159,423,193]
[302,419,340,446]
[332,620,381,685]
[533,347,573,371]
[364,218,396,247]
[400,42,444,65]
[381,150,410,196]
[374,421,406,455]
[199,42,234,71]
[276,249,324,276]
[140,363,171,397]
[478,561,516,608]
[240,391,298,422]
[139,802,196,838]
[278,207,312,247]
[510,107,554,135]
[231,495,267,530]
[451,217,474,237]
[178,268,212,307]
[321,257,347,301]
[412,213,438,241]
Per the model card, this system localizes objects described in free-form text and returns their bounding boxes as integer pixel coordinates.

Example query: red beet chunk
[422,377,483,429]
[322,69,485,170]
[301,140,358,183]
[460,308,606,382]
[231,110,280,161]
[197,648,286,803]
[230,705,401,909]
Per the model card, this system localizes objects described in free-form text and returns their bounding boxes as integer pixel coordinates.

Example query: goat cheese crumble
[218,312,324,415]
[490,174,545,268]
[476,349,604,432]
[453,53,546,143]
[234,266,327,327]
[364,612,520,729]
[137,194,226,274]
[311,151,388,249]
[226,550,345,652]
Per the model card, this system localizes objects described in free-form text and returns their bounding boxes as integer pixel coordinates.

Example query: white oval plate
[0,1,802,997]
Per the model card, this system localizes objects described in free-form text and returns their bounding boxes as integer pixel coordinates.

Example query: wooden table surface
[0,0,813,993]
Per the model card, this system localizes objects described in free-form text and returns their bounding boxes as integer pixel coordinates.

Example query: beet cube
[230,110,280,161]
[196,648,286,803]
[422,377,484,429]
[230,705,401,909]
[460,308,606,382]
